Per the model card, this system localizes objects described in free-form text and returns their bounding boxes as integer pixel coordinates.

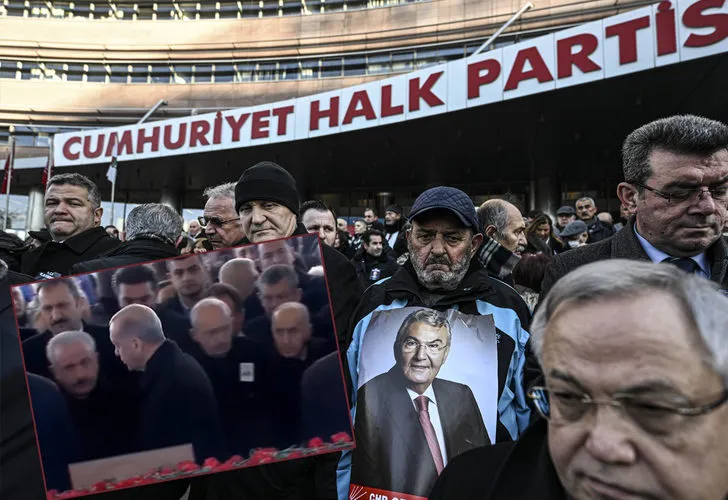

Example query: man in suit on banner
[351,308,488,497]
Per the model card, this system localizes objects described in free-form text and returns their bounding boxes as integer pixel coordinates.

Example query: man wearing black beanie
[188,161,363,500]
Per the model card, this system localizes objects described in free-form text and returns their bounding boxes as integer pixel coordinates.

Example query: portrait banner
[349,306,498,499]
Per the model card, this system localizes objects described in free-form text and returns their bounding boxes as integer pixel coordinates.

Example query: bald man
[190,298,271,454]
[110,305,227,464]
[265,302,333,449]
[218,257,266,329]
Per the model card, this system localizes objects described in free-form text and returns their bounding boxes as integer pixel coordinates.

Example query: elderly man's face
[626,149,728,257]
[38,283,84,335]
[399,321,450,394]
[117,282,156,308]
[259,279,302,317]
[407,211,481,291]
[239,200,297,243]
[272,307,311,359]
[44,184,102,241]
[259,241,295,270]
[543,292,728,500]
[204,196,245,249]
[50,341,99,399]
[576,200,597,221]
[192,306,234,358]
[188,220,201,236]
[557,214,576,228]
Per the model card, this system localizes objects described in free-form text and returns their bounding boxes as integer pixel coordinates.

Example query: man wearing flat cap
[340,186,536,500]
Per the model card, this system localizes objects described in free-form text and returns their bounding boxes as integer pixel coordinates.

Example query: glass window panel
[237,63,254,82]
[20,61,42,81]
[279,61,299,80]
[130,65,149,83]
[150,65,170,84]
[300,60,319,79]
[172,65,192,84]
[42,62,65,81]
[109,65,128,83]
[367,54,391,75]
[194,65,213,83]
[66,63,85,82]
[324,0,345,12]
[86,64,107,83]
[439,45,465,59]
[343,56,366,76]
[391,51,413,72]
[215,64,235,83]
[321,58,342,78]
[255,62,277,81]
[0,61,19,79]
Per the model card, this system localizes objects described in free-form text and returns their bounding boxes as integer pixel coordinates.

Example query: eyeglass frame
[630,181,728,204]
[400,338,449,354]
[527,385,728,421]
[197,215,239,228]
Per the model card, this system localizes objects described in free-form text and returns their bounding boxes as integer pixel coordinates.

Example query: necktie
[663,257,700,274]
[415,395,444,475]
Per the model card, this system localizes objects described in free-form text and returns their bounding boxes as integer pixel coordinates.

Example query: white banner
[53,0,728,167]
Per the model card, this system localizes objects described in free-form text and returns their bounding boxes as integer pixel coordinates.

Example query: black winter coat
[69,237,179,274]
[351,248,399,287]
[21,227,122,278]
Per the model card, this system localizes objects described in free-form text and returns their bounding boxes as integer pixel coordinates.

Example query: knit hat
[234,161,300,216]
[409,186,479,232]
[560,220,588,238]
[385,204,403,215]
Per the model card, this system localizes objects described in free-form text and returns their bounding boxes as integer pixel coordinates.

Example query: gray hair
[532,259,728,385]
[47,173,102,211]
[125,203,183,245]
[622,115,728,190]
[394,308,452,352]
[477,199,510,237]
[46,330,96,365]
[190,297,232,326]
[257,264,299,291]
[576,197,595,207]
[37,278,82,302]
[110,306,166,343]
[203,182,236,201]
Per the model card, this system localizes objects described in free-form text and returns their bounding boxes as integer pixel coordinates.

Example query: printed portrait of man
[351,308,488,497]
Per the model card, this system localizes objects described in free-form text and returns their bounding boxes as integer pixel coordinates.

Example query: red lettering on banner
[105,130,133,157]
[63,136,82,161]
[272,105,295,135]
[656,1,678,56]
[225,114,250,142]
[504,47,554,91]
[605,16,651,64]
[381,85,404,117]
[137,126,160,154]
[683,0,728,47]
[213,112,223,144]
[83,135,105,159]
[408,72,444,111]
[343,90,377,125]
[557,34,601,78]
[190,120,211,147]
[310,97,340,131]
[467,59,501,99]
[163,123,187,150]
[252,111,270,139]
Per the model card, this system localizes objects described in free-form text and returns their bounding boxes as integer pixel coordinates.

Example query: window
[237,63,255,82]
[215,64,236,83]
[301,60,319,79]
[415,48,442,68]
[343,56,366,76]
[109,65,129,83]
[130,65,149,84]
[439,45,465,60]
[321,58,342,78]
[367,54,391,75]
[65,63,85,82]
[255,62,277,81]
[279,61,300,81]
[194,65,213,83]
[86,64,108,83]
[0,61,19,79]
[151,65,171,84]
[172,65,193,84]
[20,61,42,81]
[392,51,414,72]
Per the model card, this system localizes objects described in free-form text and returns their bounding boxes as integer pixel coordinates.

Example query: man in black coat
[189,297,271,454]
[352,229,399,287]
[21,173,121,279]
[383,204,408,258]
[69,203,182,274]
[109,304,227,464]
[542,115,728,296]
[574,196,615,244]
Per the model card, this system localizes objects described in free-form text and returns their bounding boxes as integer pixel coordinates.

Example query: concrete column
[26,187,45,231]
[534,175,561,219]
[160,190,183,214]
[375,192,393,217]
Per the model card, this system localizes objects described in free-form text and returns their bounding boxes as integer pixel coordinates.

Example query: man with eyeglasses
[543,115,728,296]
[351,308,487,497]
[431,259,728,500]
[201,182,246,249]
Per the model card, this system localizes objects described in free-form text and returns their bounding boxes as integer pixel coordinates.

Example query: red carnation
[203,457,220,468]
[331,432,352,443]
[159,466,174,475]
[308,437,325,448]
[177,460,200,473]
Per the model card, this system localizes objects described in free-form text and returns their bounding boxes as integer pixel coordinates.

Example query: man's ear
[471,233,484,255]
[484,225,497,239]
[617,182,640,212]
[94,207,104,226]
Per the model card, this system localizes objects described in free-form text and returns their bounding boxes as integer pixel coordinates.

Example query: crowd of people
[0,112,726,500]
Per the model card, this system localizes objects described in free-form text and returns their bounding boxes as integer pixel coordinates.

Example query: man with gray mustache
[542,114,728,295]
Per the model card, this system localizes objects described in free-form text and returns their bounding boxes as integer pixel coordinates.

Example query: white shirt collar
[407,385,438,407]
[634,226,710,277]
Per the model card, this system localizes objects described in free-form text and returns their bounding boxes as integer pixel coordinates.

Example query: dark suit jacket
[69,238,179,275]
[139,340,228,464]
[541,217,728,297]
[351,367,488,498]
